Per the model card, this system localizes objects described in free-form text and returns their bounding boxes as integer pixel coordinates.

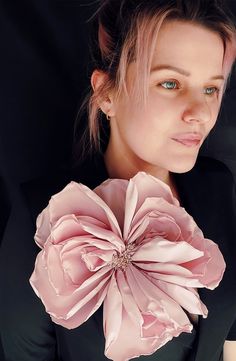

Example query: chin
[169,156,198,174]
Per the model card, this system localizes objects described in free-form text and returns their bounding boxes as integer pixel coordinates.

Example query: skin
[92,20,225,197]
[92,20,236,359]
[224,341,236,361]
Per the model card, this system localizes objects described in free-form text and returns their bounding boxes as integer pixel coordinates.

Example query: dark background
[0,0,235,234]
[0,1,235,359]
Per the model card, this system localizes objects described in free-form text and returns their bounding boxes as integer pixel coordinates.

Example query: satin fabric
[29,172,225,360]
[1,155,236,361]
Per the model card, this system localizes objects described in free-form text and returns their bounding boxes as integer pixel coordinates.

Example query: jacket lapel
[173,157,236,360]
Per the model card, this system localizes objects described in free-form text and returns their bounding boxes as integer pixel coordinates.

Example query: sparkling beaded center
[110,244,135,271]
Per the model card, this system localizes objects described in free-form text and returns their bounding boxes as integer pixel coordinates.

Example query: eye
[158,82,220,96]
[160,81,179,90]
[204,87,219,96]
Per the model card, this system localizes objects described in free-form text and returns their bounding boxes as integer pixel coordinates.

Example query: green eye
[159,82,219,95]
[161,81,178,90]
[204,87,219,95]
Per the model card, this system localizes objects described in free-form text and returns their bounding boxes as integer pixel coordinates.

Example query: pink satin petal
[30,172,226,361]
[45,244,76,295]
[131,172,179,208]
[47,238,108,289]
[103,273,123,352]
[56,236,115,279]
[182,239,226,289]
[105,306,148,361]
[81,248,115,271]
[49,181,122,238]
[61,236,117,252]
[85,238,118,251]
[51,285,108,329]
[123,179,138,241]
[202,240,226,289]
[152,278,208,317]
[133,238,203,264]
[127,266,192,330]
[126,216,150,246]
[136,261,193,276]
[105,270,144,361]
[35,207,51,248]
[52,214,117,244]
[30,251,111,319]
[128,210,182,246]
[65,274,110,319]
[79,219,124,252]
[144,271,205,288]
[84,189,123,239]
[49,182,113,225]
[115,269,143,327]
[142,212,182,242]
[141,313,167,338]
[132,198,176,230]
[60,242,93,284]
[30,251,80,315]
[135,262,205,287]
[76,215,110,228]
[94,178,128,231]
[50,214,90,244]
[105,307,178,361]
[131,197,198,244]
[105,267,192,361]
[35,181,120,247]
[72,265,111,293]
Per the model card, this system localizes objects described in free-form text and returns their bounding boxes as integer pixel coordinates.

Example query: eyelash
[159,80,220,96]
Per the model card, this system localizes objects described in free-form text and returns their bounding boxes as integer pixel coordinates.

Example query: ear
[91,70,116,117]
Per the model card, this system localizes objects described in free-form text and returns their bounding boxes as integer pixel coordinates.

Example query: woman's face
[106,20,225,179]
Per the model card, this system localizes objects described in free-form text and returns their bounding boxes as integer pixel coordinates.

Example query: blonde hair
[74,0,236,161]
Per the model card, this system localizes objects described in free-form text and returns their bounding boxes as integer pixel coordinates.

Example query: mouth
[171,132,203,148]
[171,138,201,147]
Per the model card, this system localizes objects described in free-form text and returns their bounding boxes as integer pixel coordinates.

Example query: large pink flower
[30,172,225,361]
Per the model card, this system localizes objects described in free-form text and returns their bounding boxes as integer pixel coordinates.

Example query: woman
[0,0,236,360]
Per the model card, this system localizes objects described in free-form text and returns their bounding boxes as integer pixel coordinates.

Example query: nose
[181,92,212,124]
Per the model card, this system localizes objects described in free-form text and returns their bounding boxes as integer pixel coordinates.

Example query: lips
[171,132,203,141]
[171,132,203,147]
[172,139,201,147]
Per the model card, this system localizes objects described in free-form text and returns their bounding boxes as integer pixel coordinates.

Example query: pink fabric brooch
[30,172,225,361]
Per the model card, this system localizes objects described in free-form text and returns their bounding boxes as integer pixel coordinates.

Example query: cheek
[149,89,183,112]
[118,94,181,142]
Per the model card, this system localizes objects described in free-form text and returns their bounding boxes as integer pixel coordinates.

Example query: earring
[106,114,110,121]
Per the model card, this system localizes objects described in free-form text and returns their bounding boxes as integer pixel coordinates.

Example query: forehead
[152,20,224,74]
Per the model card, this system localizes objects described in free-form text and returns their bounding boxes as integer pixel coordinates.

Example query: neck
[104,138,181,203]
[104,141,170,184]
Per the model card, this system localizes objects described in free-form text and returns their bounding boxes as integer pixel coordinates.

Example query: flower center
[110,243,135,271]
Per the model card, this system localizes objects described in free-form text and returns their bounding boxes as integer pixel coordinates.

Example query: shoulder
[195,155,234,179]
[184,156,235,193]
[20,156,108,223]
[195,156,235,199]
[174,156,236,221]
[21,169,72,222]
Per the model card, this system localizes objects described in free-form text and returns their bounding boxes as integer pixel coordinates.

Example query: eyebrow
[150,64,225,81]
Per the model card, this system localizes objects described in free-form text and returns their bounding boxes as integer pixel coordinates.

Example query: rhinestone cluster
[110,243,136,271]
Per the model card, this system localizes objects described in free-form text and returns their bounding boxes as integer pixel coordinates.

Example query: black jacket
[0,155,236,361]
